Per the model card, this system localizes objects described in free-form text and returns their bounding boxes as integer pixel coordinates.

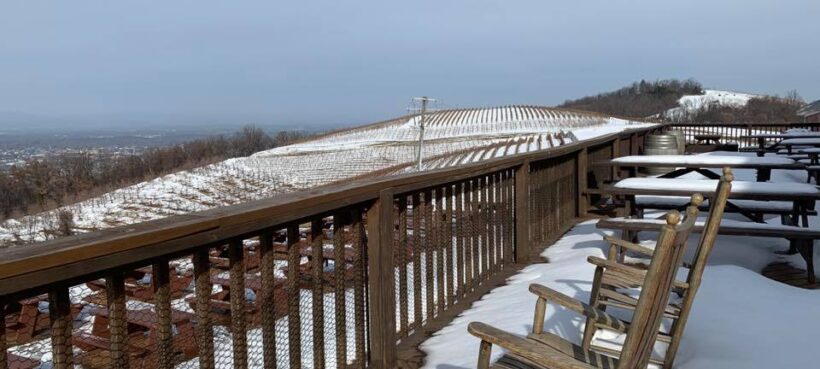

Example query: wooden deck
[762,262,819,289]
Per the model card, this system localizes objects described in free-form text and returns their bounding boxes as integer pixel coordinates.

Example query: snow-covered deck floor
[420,152,820,369]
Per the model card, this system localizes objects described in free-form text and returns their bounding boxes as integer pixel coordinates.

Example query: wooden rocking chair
[468,203,700,369]
[588,168,732,368]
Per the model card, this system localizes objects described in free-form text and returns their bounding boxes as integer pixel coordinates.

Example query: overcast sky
[1,0,818,129]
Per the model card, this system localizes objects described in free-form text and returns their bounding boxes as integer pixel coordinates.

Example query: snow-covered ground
[0,107,654,247]
[420,152,820,369]
[663,89,760,120]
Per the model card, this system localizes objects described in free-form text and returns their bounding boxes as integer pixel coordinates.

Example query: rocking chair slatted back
[618,208,698,368]
[662,167,732,367]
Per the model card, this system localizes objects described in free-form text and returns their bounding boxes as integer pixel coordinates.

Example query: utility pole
[412,96,436,171]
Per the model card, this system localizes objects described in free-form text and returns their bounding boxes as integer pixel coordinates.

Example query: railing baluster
[48,287,74,369]
[352,209,366,368]
[229,240,248,369]
[424,189,434,320]
[538,165,547,243]
[445,185,455,308]
[435,188,445,316]
[482,176,490,279]
[505,169,514,265]
[152,259,174,369]
[310,220,325,369]
[455,182,465,299]
[397,197,409,337]
[258,231,278,369]
[287,225,302,369]
[106,272,129,369]
[533,165,542,243]
[469,179,479,289]
[0,298,6,369]
[550,161,557,238]
[412,192,422,329]
[490,173,502,274]
[193,249,215,369]
[333,214,346,368]
[491,173,500,272]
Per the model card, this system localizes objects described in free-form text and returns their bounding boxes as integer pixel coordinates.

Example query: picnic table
[607,154,803,182]
[75,306,198,368]
[599,177,820,226]
[740,133,820,156]
[777,138,820,155]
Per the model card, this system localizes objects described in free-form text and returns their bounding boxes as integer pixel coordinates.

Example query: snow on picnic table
[779,137,820,146]
[614,177,820,196]
[611,154,795,166]
[420,153,820,369]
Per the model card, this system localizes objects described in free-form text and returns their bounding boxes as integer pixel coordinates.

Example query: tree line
[671,93,804,124]
[559,78,805,124]
[559,79,704,118]
[0,126,313,220]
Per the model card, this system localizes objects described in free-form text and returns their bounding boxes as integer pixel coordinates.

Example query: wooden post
[514,162,531,263]
[286,225,301,369]
[611,137,621,181]
[106,272,129,369]
[0,297,6,369]
[576,148,589,217]
[48,288,74,369]
[367,189,396,369]
[332,215,346,368]
[309,221,325,369]
[228,240,248,369]
[193,249,215,369]
[258,231,278,369]
[152,260,174,369]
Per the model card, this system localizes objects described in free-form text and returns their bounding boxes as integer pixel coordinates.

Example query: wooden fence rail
[0,125,662,369]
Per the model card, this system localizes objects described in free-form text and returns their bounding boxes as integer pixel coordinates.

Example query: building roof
[798,99,820,117]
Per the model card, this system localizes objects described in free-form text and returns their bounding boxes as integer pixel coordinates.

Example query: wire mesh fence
[2,212,369,369]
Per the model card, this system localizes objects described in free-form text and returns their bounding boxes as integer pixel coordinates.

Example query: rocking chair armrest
[586,256,690,291]
[468,322,598,369]
[603,235,655,257]
[529,283,630,333]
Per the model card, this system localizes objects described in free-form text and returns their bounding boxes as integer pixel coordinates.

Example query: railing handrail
[0,124,662,297]
[670,121,819,126]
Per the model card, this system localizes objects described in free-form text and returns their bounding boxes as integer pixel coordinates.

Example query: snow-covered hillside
[663,89,761,120]
[0,106,657,246]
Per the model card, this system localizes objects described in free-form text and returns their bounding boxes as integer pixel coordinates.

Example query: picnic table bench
[4,294,82,345]
[629,196,817,221]
[7,354,40,369]
[607,154,803,182]
[186,273,288,327]
[597,217,820,284]
[592,177,820,226]
[740,133,820,156]
[694,134,722,144]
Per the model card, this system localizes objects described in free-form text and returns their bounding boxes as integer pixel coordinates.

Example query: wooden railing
[668,122,820,148]
[0,124,661,369]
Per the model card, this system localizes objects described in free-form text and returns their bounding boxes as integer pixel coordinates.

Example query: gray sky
[1,0,818,129]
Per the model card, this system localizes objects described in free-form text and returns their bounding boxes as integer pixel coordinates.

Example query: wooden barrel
[644,134,679,175]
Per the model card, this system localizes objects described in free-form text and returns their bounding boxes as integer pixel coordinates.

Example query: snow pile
[0,106,655,246]
[663,89,760,120]
[420,152,820,369]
